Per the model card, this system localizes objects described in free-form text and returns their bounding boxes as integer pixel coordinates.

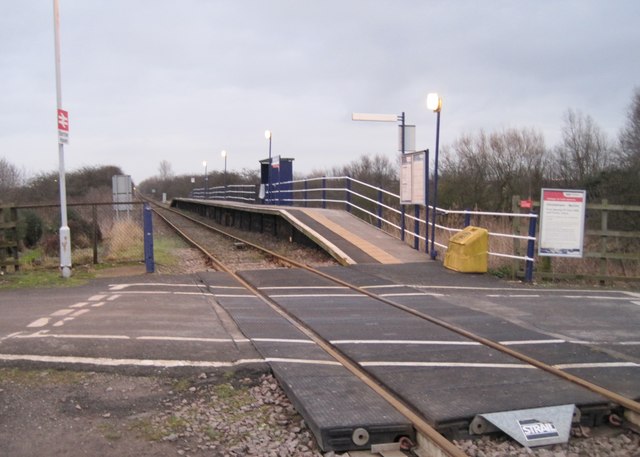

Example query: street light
[202,160,208,199]
[221,150,228,199]
[426,93,442,260]
[264,130,272,203]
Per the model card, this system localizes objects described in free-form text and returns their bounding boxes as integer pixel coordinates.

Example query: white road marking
[91,302,106,308]
[554,362,639,369]
[411,285,632,295]
[26,318,50,328]
[137,336,238,343]
[53,318,73,327]
[69,302,89,308]
[71,309,89,317]
[264,357,340,366]
[333,339,479,346]
[623,292,640,298]
[0,353,265,368]
[50,309,74,317]
[259,286,348,291]
[17,333,130,340]
[211,294,255,298]
[331,339,566,346]
[252,338,315,344]
[632,301,640,307]
[379,292,445,297]
[108,283,202,290]
[107,294,120,301]
[487,294,541,298]
[88,295,107,301]
[270,294,364,299]
[0,332,23,342]
[501,339,565,345]
[361,361,535,369]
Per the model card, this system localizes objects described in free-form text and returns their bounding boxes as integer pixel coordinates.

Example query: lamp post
[202,160,208,199]
[264,130,272,203]
[426,93,442,260]
[221,150,228,199]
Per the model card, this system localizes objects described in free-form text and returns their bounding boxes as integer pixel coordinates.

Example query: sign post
[53,0,72,278]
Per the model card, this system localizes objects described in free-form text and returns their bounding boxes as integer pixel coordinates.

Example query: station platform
[171,198,429,265]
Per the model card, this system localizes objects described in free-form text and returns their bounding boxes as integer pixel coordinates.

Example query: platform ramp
[282,208,427,265]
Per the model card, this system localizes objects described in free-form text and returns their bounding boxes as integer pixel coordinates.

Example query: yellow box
[443,226,489,273]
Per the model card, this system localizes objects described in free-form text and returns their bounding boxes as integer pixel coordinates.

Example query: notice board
[538,189,586,258]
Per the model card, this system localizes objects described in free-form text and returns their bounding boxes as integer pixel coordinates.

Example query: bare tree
[0,157,25,203]
[440,128,549,210]
[553,109,613,185]
[158,160,174,180]
[619,88,640,170]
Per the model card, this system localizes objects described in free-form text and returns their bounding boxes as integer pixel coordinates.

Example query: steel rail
[150,203,466,457]
[152,203,640,416]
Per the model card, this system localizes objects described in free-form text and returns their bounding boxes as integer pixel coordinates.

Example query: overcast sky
[1,1,639,184]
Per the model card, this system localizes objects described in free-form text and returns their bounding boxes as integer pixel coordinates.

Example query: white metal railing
[267,176,537,279]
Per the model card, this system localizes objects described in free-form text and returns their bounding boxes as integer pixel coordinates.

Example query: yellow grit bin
[443,226,489,273]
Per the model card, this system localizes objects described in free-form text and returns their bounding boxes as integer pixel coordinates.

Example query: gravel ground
[0,368,323,457]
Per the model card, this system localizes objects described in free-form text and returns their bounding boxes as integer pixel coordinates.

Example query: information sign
[538,189,586,258]
[400,150,426,205]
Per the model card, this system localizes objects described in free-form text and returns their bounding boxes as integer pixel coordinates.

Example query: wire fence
[13,202,145,270]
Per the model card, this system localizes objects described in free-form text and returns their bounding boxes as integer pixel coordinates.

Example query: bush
[20,211,44,248]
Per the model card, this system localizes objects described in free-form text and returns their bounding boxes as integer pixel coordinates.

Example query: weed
[0,368,87,386]
[98,423,122,441]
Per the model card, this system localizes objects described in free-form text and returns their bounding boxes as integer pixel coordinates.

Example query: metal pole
[524,214,537,282]
[268,135,272,204]
[430,110,441,260]
[400,112,406,242]
[203,162,208,199]
[223,154,227,199]
[424,149,430,253]
[53,0,71,278]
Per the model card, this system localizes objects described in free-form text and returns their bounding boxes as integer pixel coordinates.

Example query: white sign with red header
[538,188,586,258]
[57,108,69,144]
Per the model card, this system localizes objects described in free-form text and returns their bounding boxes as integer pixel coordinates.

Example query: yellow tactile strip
[300,209,401,264]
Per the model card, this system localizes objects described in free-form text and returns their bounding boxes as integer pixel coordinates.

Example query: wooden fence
[513,197,640,283]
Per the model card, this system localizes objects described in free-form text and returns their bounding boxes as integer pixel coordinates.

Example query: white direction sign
[57,108,69,144]
[538,189,586,258]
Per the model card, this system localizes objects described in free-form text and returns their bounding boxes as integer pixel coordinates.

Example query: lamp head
[221,150,227,158]
[426,93,442,112]
[202,160,207,168]
[264,130,272,140]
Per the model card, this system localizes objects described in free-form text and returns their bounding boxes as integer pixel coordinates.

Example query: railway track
[150,202,640,455]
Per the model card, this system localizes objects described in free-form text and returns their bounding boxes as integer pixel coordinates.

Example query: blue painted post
[414,205,420,250]
[322,176,327,209]
[346,176,351,212]
[524,213,537,282]
[464,210,471,227]
[377,189,382,229]
[143,203,154,273]
[424,149,430,253]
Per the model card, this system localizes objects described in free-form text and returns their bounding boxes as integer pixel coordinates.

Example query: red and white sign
[57,109,69,144]
[520,199,533,209]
